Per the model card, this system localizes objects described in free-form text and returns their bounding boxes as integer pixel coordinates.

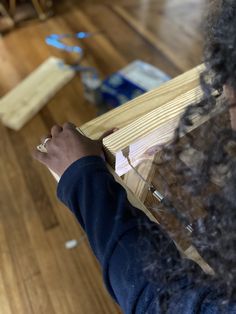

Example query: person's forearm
[35,122,236,313]
[57,156,175,312]
[56,156,232,314]
[57,156,145,261]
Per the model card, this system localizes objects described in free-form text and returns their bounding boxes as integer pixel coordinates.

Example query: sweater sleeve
[57,156,236,314]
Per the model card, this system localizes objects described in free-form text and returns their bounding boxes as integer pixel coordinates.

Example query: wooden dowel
[9,0,16,16]
[31,0,46,20]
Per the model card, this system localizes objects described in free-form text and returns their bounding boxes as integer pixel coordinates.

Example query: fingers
[63,122,76,130]
[38,123,77,151]
[63,122,86,141]
[40,134,52,144]
[41,125,63,141]
[51,124,63,137]
[38,124,117,149]
[39,135,52,152]
[99,128,119,141]
[39,125,63,151]
[41,123,71,144]
[32,149,50,165]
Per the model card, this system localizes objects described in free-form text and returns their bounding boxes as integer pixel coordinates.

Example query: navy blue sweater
[57,156,236,314]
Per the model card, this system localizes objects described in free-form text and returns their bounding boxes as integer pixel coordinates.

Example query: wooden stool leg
[9,0,16,16]
[39,0,47,10]
[0,3,15,33]
[31,0,46,20]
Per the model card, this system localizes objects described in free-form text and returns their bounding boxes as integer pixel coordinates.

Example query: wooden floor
[0,1,205,313]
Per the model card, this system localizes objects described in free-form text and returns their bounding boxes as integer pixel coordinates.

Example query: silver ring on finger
[43,137,51,147]
[37,137,51,153]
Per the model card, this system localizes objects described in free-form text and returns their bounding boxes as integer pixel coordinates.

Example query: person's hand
[33,122,116,177]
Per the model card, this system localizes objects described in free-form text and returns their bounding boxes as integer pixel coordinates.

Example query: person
[34,0,236,312]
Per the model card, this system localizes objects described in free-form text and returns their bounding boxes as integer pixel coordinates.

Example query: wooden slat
[0,57,75,131]
[103,86,205,175]
[80,64,204,138]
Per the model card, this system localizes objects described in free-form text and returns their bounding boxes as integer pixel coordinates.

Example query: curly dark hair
[140,0,236,308]
[174,0,236,301]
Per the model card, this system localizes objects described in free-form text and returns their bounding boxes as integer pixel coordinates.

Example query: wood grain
[0,57,75,130]
[81,64,204,139]
[112,1,204,72]
[103,86,206,175]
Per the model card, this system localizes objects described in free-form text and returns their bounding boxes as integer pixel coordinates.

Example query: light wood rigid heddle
[80,64,221,275]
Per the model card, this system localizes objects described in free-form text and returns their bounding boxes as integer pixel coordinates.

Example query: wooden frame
[80,64,205,138]
[80,64,219,275]
[0,3,14,32]
[80,64,206,198]
[102,86,204,176]
[103,86,221,177]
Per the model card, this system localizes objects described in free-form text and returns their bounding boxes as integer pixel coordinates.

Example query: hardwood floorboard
[0,1,205,313]
[0,222,27,314]
[7,128,59,230]
[83,4,180,77]
[24,272,56,314]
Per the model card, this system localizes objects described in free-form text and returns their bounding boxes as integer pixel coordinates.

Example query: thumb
[32,149,51,167]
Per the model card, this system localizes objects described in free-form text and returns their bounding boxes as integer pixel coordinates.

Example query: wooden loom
[32,63,224,274]
[79,64,228,275]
